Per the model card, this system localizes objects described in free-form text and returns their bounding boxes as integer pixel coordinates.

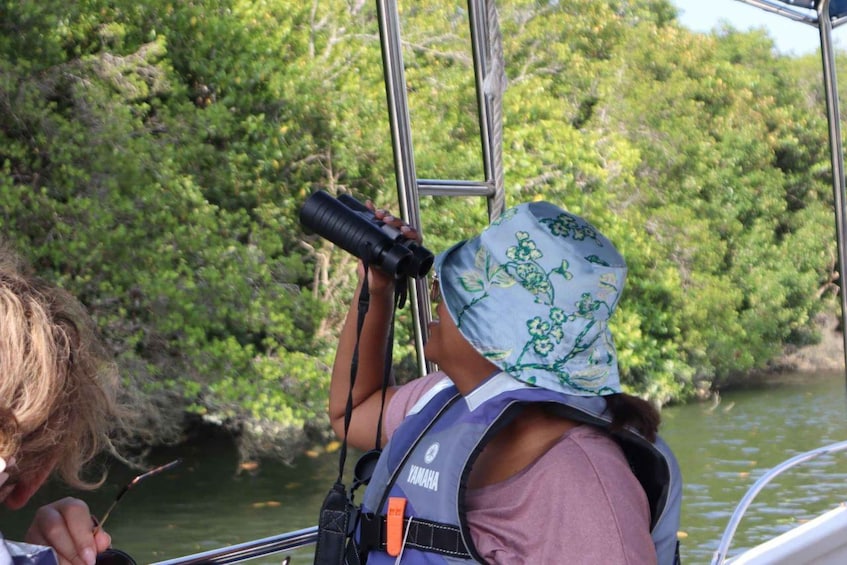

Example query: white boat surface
[727,504,847,564]
[713,440,847,564]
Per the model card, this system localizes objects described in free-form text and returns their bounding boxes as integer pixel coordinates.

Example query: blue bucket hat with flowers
[433,201,626,396]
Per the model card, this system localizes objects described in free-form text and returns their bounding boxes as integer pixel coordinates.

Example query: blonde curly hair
[0,244,126,491]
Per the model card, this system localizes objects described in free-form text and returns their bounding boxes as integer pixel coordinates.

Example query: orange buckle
[386,496,407,557]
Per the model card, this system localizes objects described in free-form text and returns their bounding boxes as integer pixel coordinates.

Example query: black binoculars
[299,190,433,279]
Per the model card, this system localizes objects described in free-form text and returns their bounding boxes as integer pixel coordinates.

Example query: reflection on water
[661,369,847,563]
[0,371,845,563]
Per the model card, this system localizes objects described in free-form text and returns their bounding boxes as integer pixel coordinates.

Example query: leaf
[459,272,485,293]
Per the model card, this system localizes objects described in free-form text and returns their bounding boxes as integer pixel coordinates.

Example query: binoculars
[299,190,433,279]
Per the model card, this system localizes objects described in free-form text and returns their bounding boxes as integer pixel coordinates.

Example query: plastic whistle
[386,496,407,557]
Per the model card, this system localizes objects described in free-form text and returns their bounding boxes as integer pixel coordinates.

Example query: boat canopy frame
[152,1,847,563]
[377,0,507,377]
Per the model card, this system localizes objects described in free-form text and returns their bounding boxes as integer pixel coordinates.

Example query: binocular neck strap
[375,276,406,448]
[336,263,401,485]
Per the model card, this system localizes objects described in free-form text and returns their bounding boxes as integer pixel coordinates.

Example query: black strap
[314,265,373,565]
[374,277,406,449]
[316,262,408,565]
[358,513,472,559]
[333,264,373,484]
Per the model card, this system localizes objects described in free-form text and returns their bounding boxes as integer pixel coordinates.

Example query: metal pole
[735,0,819,25]
[468,0,497,219]
[375,0,432,377]
[468,0,507,221]
[150,526,318,565]
[817,0,847,375]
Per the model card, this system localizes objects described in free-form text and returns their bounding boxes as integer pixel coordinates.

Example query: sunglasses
[95,458,181,533]
[430,274,441,305]
[90,459,181,565]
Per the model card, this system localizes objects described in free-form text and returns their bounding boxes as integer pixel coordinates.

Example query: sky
[672,0,847,56]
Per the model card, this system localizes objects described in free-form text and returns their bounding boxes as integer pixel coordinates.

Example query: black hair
[604,393,661,442]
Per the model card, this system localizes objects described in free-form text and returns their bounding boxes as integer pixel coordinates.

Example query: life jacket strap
[359,512,472,559]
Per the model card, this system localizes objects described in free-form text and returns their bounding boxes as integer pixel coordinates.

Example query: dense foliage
[0,0,840,455]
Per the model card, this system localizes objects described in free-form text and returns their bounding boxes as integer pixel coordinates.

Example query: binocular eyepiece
[299,190,434,279]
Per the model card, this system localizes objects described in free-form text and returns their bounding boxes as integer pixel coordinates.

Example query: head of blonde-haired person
[0,243,127,509]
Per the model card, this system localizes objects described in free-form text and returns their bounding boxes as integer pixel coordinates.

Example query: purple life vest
[356,373,682,564]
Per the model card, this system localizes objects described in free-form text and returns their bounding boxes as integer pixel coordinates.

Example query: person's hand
[24,497,111,565]
[370,205,420,244]
[359,201,421,293]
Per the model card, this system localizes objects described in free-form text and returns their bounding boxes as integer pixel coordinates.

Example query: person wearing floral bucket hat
[329,201,682,565]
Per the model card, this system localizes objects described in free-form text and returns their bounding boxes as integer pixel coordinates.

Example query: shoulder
[466,425,656,564]
[525,426,653,537]
[384,372,451,437]
[534,426,649,503]
[522,425,634,486]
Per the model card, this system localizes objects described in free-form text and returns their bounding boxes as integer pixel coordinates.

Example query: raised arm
[328,209,418,451]
[329,264,397,450]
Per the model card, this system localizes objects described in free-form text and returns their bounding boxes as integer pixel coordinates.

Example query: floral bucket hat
[433,201,626,396]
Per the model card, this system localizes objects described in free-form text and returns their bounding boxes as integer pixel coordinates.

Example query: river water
[2,370,847,564]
